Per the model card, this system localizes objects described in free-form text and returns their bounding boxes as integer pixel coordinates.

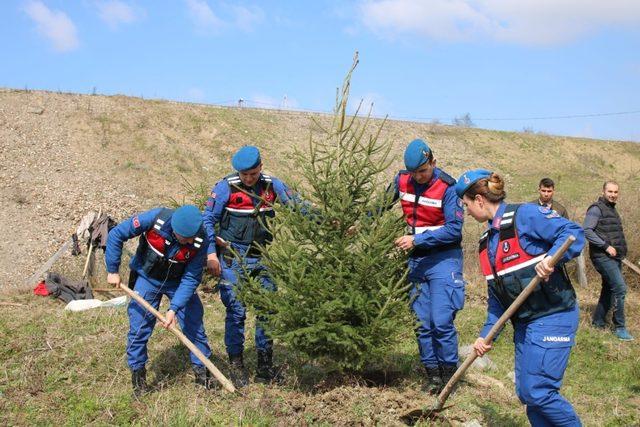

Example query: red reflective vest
[225,174,276,215]
[478,204,575,322]
[397,172,450,233]
[138,209,205,281]
[478,208,546,281]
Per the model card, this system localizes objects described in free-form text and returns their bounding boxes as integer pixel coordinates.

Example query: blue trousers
[408,253,465,368]
[126,274,212,370]
[219,254,274,356]
[514,306,581,427]
[591,255,627,328]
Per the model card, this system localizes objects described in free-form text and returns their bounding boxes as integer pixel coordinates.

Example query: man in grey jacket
[583,181,633,341]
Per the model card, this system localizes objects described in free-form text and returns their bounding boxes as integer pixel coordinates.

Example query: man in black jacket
[583,181,633,341]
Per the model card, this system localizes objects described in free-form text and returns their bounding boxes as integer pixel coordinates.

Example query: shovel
[402,235,576,423]
[119,282,237,393]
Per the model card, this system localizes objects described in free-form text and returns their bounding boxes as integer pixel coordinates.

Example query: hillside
[2,88,640,290]
[1,88,639,425]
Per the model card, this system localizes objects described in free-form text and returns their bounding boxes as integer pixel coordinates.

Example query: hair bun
[487,173,506,197]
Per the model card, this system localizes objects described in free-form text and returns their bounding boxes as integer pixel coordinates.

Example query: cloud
[359,0,640,45]
[185,0,264,34]
[24,1,79,52]
[186,0,225,33]
[96,1,142,29]
[230,4,263,32]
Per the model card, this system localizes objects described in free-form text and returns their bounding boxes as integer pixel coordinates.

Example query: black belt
[410,241,461,258]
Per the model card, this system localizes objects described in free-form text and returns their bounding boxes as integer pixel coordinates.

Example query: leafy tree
[239,53,410,371]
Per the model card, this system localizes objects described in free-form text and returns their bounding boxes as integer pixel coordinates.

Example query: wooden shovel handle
[119,283,236,393]
[435,235,577,410]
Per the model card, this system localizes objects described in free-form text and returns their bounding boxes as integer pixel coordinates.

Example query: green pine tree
[239,53,411,371]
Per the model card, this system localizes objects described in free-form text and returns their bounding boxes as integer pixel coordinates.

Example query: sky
[2,0,640,142]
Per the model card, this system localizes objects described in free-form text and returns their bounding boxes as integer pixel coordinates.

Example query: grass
[1,278,638,426]
[3,90,640,425]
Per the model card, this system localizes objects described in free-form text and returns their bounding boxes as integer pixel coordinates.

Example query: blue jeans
[219,253,275,356]
[514,306,581,427]
[591,255,627,328]
[127,274,211,370]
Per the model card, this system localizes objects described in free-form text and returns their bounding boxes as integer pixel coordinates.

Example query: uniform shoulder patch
[546,210,560,219]
[210,191,216,199]
[538,206,551,214]
[132,216,141,228]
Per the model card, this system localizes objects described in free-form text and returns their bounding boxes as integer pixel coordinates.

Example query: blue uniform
[481,202,584,427]
[105,208,212,370]
[390,167,465,369]
[203,174,294,356]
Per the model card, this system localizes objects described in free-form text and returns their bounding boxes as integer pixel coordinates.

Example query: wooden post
[576,250,588,287]
[82,207,102,279]
[622,258,640,276]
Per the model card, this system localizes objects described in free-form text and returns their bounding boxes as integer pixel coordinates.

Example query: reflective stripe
[153,224,161,230]
[194,242,201,248]
[194,237,203,243]
[145,237,164,257]
[225,206,274,213]
[157,219,165,225]
[399,192,442,208]
[501,218,513,226]
[503,211,514,218]
[164,240,171,246]
[485,274,494,280]
[410,225,444,234]
[496,253,546,277]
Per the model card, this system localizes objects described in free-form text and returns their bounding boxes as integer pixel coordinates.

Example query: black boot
[440,364,458,387]
[422,366,443,395]
[228,353,249,388]
[255,349,283,384]
[131,367,148,397]
[193,365,216,390]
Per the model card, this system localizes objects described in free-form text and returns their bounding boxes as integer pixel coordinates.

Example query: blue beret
[404,139,432,171]
[455,169,492,198]
[232,146,261,171]
[171,205,203,238]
